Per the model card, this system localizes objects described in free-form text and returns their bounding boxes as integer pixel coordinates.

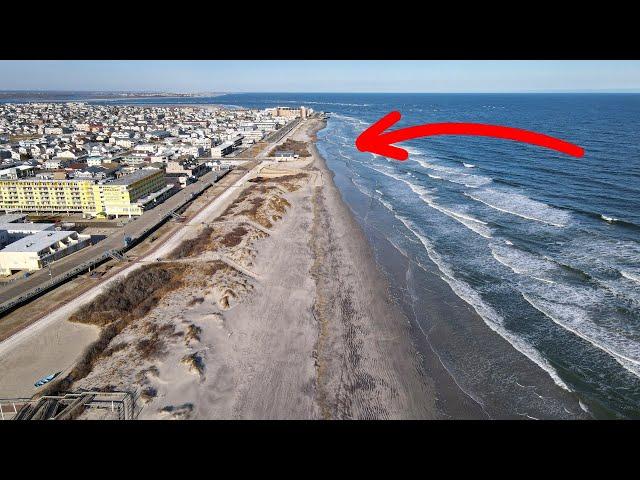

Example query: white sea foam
[466,189,571,227]
[337,149,353,162]
[621,270,640,285]
[427,203,493,238]
[331,113,368,126]
[490,244,558,281]
[367,164,492,238]
[522,291,640,379]
[489,241,640,378]
[350,177,372,199]
[601,214,619,223]
[395,216,570,391]
[373,189,395,212]
[579,400,590,414]
[532,277,556,284]
[556,237,640,303]
[414,158,492,188]
[379,197,395,212]
[365,164,433,196]
[404,145,425,156]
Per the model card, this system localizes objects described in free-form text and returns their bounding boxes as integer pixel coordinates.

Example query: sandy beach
[0,117,435,419]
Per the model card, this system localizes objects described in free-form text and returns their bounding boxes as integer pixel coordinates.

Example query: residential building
[93,168,168,217]
[211,141,234,157]
[0,169,167,217]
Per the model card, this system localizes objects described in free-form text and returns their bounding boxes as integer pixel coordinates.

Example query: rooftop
[109,168,160,186]
[0,222,55,233]
[0,230,77,253]
[0,213,27,223]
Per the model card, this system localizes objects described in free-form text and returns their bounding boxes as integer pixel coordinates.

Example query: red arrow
[355,111,585,161]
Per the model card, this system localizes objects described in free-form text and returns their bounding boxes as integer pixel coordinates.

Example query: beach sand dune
[11,118,435,419]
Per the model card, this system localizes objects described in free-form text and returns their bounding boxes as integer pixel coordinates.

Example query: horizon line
[2,89,640,95]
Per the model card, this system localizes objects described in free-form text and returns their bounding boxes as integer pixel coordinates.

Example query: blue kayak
[34,372,60,388]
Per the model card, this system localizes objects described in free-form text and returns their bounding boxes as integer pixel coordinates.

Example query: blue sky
[1,61,640,93]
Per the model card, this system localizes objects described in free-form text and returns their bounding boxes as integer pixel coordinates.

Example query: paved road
[0,170,230,307]
[0,117,306,314]
[0,116,311,399]
[0,159,268,361]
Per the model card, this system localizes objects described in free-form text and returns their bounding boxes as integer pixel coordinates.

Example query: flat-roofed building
[211,141,234,157]
[274,150,296,159]
[93,168,167,217]
[0,222,55,247]
[0,213,27,224]
[0,169,167,217]
[166,160,208,178]
[0,229,91,276]
[272,106,303,118]
[0,178,97,215]
[87,156,109,167]
[0,165,35,180]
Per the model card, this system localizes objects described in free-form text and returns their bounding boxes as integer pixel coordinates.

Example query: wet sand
[306,124,435,418]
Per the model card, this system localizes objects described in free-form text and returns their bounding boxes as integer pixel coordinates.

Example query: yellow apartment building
[0,178,97,215]
[93,169,167,217]
[0,169,167,217]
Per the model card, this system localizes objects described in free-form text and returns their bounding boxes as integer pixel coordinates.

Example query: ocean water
[6,92,640,418]
[207,93,640,419]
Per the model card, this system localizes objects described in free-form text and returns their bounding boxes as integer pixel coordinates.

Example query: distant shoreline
[0,93,228,104]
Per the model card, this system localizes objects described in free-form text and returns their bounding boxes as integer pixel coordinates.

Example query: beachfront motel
[0,169,168,218]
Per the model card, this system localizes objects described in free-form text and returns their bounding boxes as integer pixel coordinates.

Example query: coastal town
[0,99,340,420]
[0,102,311,280]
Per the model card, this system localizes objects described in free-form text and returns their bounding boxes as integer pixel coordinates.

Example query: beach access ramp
[3,390,139,420]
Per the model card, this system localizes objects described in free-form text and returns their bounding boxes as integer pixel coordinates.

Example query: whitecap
[490,243,558,281]
[395,216,571,391]
[414,158,492,188]
[621,270,640,285]
[579,400,590,414]
[404,145,425,156]
[466,189,570,227]
[522,291,640,379]
[427,202,493,239]
[365,164,492,238]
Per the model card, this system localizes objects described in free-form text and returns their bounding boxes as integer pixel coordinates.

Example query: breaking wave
[414,158,492,188]
[366,164,492,238]
[621,270,640,285]
[466,189,571,227]
[523,291,640,379]
[396,216,570,391]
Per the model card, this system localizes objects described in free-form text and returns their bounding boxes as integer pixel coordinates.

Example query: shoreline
[0,115,590,419]
[307,119,436,418]
[317,117,590,419]
[8,116,439,419]
[2,115,514,419]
